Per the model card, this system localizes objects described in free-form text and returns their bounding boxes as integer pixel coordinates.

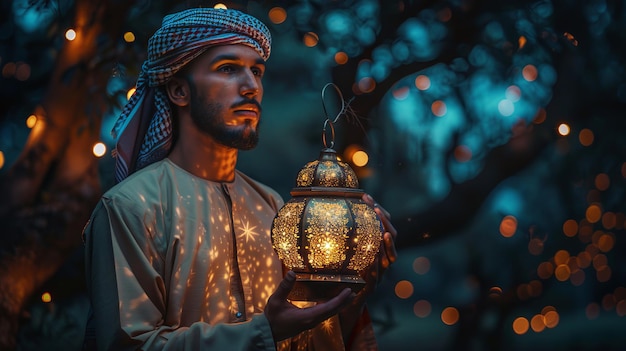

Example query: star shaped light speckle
[238,221,258,242]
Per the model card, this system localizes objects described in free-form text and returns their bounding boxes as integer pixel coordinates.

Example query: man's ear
[166,76,190,107]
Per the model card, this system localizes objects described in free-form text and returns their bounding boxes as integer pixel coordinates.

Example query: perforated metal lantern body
[271,148,383,301]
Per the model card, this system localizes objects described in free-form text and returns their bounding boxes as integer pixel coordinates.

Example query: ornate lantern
[271,144,383,301]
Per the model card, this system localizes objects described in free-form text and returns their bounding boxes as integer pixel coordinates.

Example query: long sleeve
[84,200,276,351]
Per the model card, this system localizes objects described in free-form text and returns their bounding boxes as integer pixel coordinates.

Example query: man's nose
[240,69,260,98]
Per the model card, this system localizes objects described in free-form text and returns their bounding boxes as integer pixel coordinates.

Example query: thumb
[273,271,296,301]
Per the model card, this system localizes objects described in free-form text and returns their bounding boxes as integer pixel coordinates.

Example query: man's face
[184,44,266,150]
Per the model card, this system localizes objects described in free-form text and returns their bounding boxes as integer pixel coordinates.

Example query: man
[83,7,397,350]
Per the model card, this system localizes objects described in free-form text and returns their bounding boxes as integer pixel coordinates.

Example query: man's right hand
[264,271,354,341]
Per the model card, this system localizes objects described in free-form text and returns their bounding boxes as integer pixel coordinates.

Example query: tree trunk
[0,1,135,348]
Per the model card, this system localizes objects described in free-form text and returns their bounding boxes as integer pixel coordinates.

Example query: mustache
[231,99,262,112]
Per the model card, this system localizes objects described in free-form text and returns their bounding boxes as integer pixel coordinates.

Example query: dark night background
[1,0,625,350]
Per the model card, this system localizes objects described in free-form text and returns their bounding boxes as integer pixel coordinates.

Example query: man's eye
[218,65,236,73]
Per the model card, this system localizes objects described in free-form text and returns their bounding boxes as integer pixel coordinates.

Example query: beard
[188,87,260,150]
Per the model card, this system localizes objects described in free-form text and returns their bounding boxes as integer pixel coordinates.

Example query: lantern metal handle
[321,83,346,149]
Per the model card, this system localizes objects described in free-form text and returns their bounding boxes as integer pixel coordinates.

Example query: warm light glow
[65,29,77,41]
[537,261,554,279]
[530,314,546,332]
[578,128,594,146]
[358,77,376,93]
[93,142,106,157]
[15,62,30,81]
[454,145,472,162]
[334,51,348,65]
[441,307,459,325]
[563,32,579,46]
[513,317,529,334]
[412,256,430,275]
[533,108,547,124]
[303,32,319,47]
[586,204,602,223]
[586,303,600,319]
[26,114,37,128]
[518,36,527,49]
[431,100,447,117]
[570,269,585,286]
[214,3,227,9]
[557,123,570,136]
[505,85,521,102]
[499,215,517,237]
[127,87,136,100]
[595,173,610,191]
[41,292,52,303]
[123,32,136,43]
[602,212,616,229]
[352,150,369,167]
[0,150,5,170]
[415,75,431,90]
[268,7,287,24]
[522,64,537,81]
[562,219,578,237]
[395,280,414,299]
[554,264,571,281]
[413,300,431,317]
[616,300,626,317]
[554,249,570,265]
[392,86,410,100]
[528,238,544,255]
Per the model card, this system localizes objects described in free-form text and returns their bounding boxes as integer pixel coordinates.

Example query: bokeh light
[334,51,348,65]
[213,3,227,9]
[441,307,459,325]
[413,300,431,318]
[92,142,106,157]
[26,114,37,128]
[513,317,529,335]
[394,280,414,299]
[557,123,570,136]
[303,32,319,47]
[65,29,76,41]
[415,75,431,90]
[41,292,52,303]
[412,256,430,275]
[578,128,594,146]
[522,64,537,81]
[352,150,369,167]
[268,7,287,24]
[123,32,135,42]
[127,87,136,100]
[499,215,518,237]
[431,100,447,117]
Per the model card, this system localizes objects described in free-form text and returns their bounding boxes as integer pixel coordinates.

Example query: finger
[273,271,296,302]
[299,288,353,327]
[383,232,398,264]
[375,207,397,240]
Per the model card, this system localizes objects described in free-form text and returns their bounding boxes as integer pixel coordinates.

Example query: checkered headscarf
[111,8,271,183]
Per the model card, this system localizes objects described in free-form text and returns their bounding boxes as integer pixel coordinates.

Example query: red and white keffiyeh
[112,8,271,183]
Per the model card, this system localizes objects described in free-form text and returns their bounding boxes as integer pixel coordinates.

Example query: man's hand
[338,194,398,345]
[363,193,398,279]
[265,271,354,342]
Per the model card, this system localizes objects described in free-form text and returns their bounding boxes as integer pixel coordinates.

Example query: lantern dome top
[295,148,359,189]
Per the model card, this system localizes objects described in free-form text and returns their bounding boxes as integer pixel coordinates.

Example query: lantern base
[288,272,366,302]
